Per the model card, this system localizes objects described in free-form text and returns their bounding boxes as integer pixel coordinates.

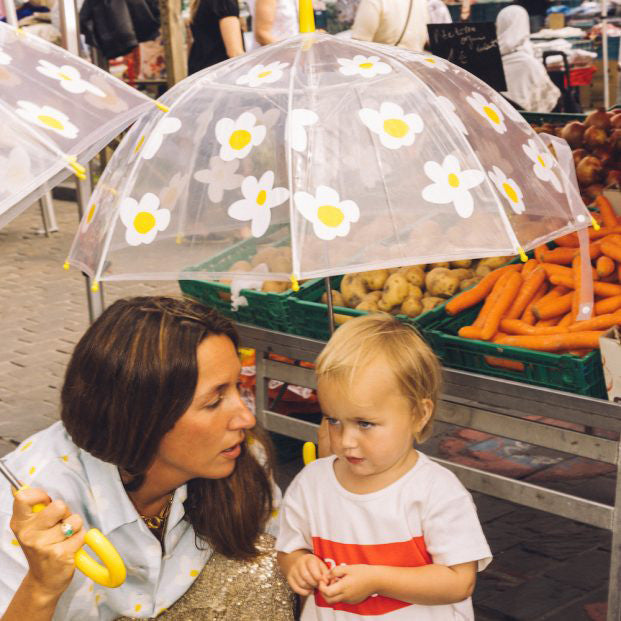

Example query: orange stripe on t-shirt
[312,536,431,616]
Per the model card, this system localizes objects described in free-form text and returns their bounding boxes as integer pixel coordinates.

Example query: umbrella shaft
[0,460,22,489]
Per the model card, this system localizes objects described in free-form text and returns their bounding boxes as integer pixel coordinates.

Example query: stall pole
[58,0,105,322]
[159,0,187,88]
[3,0,17,27]
[608,441,621,618]
[602,0,610,108]
[324,277,335,334]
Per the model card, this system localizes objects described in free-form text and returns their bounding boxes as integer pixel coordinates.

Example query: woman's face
[155,334,255,483]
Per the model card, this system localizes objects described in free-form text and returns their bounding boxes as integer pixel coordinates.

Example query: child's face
[317,358,428,491]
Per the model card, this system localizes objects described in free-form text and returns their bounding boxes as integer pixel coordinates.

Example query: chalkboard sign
[427,22,507,92]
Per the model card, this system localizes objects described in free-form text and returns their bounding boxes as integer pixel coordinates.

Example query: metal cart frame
[237,323,621,620]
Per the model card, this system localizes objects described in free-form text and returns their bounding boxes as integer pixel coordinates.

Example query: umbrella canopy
[66,32,592,289]
[0,22,158,229]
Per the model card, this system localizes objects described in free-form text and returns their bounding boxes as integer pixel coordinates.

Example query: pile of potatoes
[323,257,513,318]
[222,245,293,293]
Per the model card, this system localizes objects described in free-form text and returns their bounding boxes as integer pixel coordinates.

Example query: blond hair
[315,314,442,443]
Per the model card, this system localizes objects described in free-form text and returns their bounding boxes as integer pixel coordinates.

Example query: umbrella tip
[591,217,601,231]
[155,102,169,113]
[91,281,100,293]
[518,247,528,262]
[299,0,315,33]
[290,274,300,291]
[63,260,70,271]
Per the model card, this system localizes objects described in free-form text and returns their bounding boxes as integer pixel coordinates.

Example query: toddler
[276,314,491,620]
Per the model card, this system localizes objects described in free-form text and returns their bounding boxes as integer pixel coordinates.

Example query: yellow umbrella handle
[302,441,317,465]
[28,491,126,588]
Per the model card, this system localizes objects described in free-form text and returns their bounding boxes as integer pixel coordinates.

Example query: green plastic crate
[520,111,586,125]
[419,301,607,398]
[179,237,309,332]
[287,275,428,342]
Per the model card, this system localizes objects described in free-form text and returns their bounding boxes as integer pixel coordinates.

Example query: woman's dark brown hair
[61,296,274,560]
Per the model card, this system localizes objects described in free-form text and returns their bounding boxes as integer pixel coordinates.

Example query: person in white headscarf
[351,0,430,52]
[496,5,561,112]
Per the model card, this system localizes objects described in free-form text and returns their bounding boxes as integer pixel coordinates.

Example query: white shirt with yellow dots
[0,421,281,620]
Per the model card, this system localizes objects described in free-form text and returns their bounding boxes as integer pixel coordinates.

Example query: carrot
[496,331,605,351]
[532,292,573,320]
[601,241,621,263]
[541,247,577,265]
[617,262,621,283]
[480,271,522,340]
[571,255,581,323]
[521,259,539,278]
[558,312,574,327]
[445,264,522,315]
[596,256,615,278]
[534,244,548,263]
[568,311,621,332]
[553,233,579,247]
[595,294,621,315]
[568,349,594,356]
[521,282,549,325]
[549,274,621,297]
[540,262,597,281]
[598,234,621,246]
[596,195,618,228]
[506,267,546,320]
[458,326,483,339]
[483,356,525,371]
[590,226,621,241]
[536,317,561,327]
[500,319,567,335]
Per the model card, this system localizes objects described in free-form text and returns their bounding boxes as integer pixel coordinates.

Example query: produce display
[444,196,621,356]
[325,258,513,319]
[531,108,621,203]
[221,245,294,293]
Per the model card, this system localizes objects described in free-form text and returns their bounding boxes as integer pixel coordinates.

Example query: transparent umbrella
[65,5,593,295]
[0,21,159,229]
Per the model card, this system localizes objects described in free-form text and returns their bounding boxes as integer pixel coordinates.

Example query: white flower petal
[241,175,260,199]
[453,191,474,218]
[251,207,271,238]
[140,192,160,212]
[228,199,254,222]
[315,185,340,206]
[459,169,485,190]
[266,187,289,208]
[422,183,452,204]
[215,118,235,145]
[424,161,446,183]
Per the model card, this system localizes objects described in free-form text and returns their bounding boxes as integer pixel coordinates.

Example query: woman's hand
[10,487,85,597]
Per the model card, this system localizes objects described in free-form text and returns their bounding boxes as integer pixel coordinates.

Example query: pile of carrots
[445,196,621,359]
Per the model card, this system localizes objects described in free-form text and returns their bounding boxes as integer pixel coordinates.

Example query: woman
[0,297,293,620]
[188,0,245,74]
[496,5,561,112]
[251,0,298,47]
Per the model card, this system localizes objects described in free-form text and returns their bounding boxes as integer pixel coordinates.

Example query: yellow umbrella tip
[299,0,315,33]
[91,281,100,293]
[63,260,70,270]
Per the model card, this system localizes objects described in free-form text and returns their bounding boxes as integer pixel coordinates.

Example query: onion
[611,114,621,130]
[576,155,604,186]
[584,125,608,148]
[592,144,615,167]
[585,107,611,131]
[606,169,621,187]
[572,148,587,167]
[560,121,586,149]
[610,129,621,151]
[585,183,604,199]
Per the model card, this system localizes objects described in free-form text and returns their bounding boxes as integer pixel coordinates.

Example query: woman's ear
[412,398,434,434]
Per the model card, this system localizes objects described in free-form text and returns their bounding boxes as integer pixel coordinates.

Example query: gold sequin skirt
[116,534,295,621]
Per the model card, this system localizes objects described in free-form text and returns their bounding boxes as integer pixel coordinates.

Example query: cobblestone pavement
[0,198,613,620]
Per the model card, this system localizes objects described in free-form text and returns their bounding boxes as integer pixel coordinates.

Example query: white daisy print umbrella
[0,21,156,229]
[65,0,591,291]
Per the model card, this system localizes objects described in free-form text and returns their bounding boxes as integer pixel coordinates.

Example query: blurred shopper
[496,5,561,112]
[427,0,452,24]
[188,0,244,74]
[251,0,298,45]
[513,0,547,34]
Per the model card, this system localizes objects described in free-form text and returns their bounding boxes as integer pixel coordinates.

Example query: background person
[496,5,561,112]
[187,0,245,74]
[251,0,299,46]
[0,296,292,621]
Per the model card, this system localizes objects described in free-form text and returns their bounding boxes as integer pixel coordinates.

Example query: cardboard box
[599,326,621,402]
[603,188,621,216]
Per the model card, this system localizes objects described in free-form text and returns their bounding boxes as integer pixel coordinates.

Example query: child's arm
[320,561,477,606]
[277,549,330,596]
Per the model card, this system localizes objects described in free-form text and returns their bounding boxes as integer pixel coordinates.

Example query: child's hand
[319,564,378,604]
[287,553,329,596]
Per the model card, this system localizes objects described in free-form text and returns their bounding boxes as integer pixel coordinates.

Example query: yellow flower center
[425,58,436,64]
[383,118,409,138]
[448,173,460,188]
[87,204,96,223]
[11,539,19,546]
[134,211,156,234]
[58,72,73,81]
[134,605,142,612]
[483,105,499,124]
[256,190,267,206]
[134,135,145,153]
[537,155,546,167]
[20,441,32,452]
[257,70,272,78]
[317,205,344,228]
[37,115,63,130]
[502,182,518,203]
[61,455,69,462]
[359,62,373,69]
[190,569,199,577]
[29,467,36,475]
[229,129,251,151]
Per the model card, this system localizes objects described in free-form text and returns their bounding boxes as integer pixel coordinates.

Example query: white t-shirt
[276,453,492,621]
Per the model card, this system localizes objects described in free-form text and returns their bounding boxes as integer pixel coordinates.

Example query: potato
[334,313,353,325]
[363,291,383,303]
[475,263,493,278]
[477,256,511,271]
[377,273,409,311]
[340,274,367,308]
[421,296,445,312]
[459,276,482,291]
[261,280,289,293]
[356,300,379,312]
[230,260,252,272]
[321,290,345,307]
[450,268,474,281]
[406,284,423,299]
[251,247,279,267]
[450,259,473,268]
[429,262,450,270]
[360,269,390,290]
[425,267,460,298]
[400,266,425,288]
[400,296,423,318]
[267,255,291,273]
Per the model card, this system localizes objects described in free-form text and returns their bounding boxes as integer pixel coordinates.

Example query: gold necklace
[140,493,174,530]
